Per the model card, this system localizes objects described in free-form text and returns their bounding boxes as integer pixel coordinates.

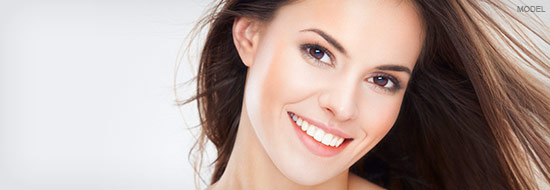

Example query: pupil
[374,76,388,86]
[310,48,323,59]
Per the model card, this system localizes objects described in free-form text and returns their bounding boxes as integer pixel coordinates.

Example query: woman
[180,0,550,189]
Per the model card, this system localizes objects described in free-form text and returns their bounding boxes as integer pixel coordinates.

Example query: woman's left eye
[367,76,396,88]
[301,44,333,65]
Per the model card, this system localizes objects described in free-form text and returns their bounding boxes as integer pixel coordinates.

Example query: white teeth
[314,129,325,141]
[306,125,316,136]
[329,137,338,147]
[321,134,333,145]
[336,138,344,147]
[291,113,347,147]
[301,121,309,131]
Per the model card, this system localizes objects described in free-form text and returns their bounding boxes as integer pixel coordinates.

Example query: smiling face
[236,0,425,186]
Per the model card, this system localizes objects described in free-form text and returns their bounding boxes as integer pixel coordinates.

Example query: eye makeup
[298,43,404,94]
[366,72,402,93]
[299,43,335,67]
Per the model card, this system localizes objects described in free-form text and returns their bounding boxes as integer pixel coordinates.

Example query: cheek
[244,37,300,137]
[253,48,293,116]
[358,94,403,139]
[247,42,313,120]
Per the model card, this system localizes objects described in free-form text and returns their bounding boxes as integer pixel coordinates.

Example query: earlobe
[232,17,260,67]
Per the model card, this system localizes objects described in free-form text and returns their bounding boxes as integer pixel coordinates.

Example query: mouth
[288,112,353,157]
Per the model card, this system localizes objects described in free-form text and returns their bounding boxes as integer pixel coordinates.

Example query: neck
[210,103,350,190]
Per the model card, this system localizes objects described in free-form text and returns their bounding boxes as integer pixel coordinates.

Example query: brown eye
[368,76,395,88]
[306,46,331,64]
[309,48,324,59]
[374,76,388,86]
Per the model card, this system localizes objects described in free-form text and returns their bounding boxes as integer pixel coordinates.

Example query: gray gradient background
[0,0,548,189]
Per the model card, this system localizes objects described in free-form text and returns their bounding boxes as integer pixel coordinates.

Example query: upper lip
[290,112,353,139]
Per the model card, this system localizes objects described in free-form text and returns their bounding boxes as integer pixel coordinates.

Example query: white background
[0,0,548,189]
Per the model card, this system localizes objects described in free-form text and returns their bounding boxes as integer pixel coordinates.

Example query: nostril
[323,107,335,116]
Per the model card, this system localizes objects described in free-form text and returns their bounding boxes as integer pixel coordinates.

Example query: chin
[286,169,344,186]
[271,154,346,186]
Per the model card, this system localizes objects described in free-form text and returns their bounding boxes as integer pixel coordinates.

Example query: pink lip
[288,112,353,157]
[294,113,353,139]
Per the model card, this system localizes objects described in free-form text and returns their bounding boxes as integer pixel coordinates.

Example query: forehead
[267,0,425,68]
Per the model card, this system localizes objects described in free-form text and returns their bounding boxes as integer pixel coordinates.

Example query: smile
[291,113,345,147]
[288,112,353,157]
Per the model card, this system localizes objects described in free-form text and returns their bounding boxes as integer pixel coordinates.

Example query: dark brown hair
[179,0,550,189]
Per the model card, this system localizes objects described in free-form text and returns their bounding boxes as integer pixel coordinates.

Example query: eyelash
[300,43,334,67]
[299,43,402,93]
[366,73,402,93]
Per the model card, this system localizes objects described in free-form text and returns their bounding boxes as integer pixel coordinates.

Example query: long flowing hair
[177,0,550,189]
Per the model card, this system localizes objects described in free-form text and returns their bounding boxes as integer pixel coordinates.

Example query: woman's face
[241,0,425,185]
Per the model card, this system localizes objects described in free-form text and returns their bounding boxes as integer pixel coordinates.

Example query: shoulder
[348,173,386,190]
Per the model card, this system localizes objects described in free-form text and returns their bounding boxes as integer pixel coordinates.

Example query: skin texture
[210,0,425,189]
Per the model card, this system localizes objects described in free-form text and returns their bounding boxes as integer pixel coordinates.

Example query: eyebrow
[300,28,347,55]
[376,65,412,75]
[301,28,412,75]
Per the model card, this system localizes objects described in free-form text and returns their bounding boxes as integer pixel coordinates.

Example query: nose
[318,80,359,122]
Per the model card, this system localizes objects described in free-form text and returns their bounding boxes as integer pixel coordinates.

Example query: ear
[232,17,261,67]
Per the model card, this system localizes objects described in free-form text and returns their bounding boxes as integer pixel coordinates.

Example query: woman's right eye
[301,44,334,66]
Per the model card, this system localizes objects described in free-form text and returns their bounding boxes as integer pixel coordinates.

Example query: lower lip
[289,113,351,157]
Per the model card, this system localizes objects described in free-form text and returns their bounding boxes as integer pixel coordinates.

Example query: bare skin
[207,0,424,189]
[208,103,384,190]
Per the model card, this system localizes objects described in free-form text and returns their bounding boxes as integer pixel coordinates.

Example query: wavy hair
[178,0,550,189]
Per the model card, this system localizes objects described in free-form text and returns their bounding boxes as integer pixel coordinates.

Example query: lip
[294,113,353,139]
[288,112,353,157]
